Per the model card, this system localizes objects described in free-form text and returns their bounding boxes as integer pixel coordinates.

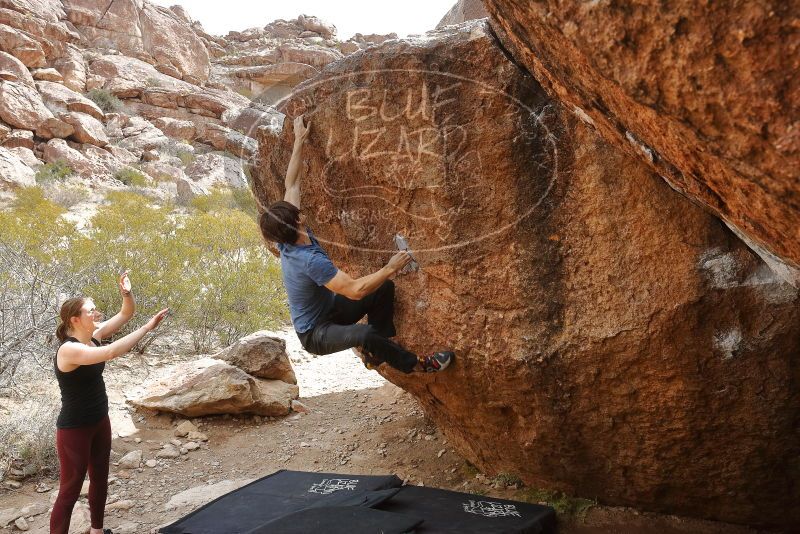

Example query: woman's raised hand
[119,270,132,295]
[145,308,170,332]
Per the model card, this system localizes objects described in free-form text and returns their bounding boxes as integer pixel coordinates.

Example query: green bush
[35,160,74,182]
[518,488,596,519]
[0,395,60,478]
[42,183,89,209]
[176,150,195,167]
[86,88,121,113]
[114,167,150,187]
[1,189,287,355]
[0,187,78,260]
[190,188,257,219]
[79,191,286,351]
[235,86,254,100]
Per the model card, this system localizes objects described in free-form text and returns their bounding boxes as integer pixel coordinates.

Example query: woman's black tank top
[54,336,108,429]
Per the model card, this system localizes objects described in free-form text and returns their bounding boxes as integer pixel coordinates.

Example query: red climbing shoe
[419,351,454,372]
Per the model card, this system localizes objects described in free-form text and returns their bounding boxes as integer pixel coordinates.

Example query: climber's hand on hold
[386,251,413,274]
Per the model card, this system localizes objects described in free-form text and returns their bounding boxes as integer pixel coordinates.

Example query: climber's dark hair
[259,201,301,244]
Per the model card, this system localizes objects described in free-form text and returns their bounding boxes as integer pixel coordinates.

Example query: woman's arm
[94,271,135,340]
[59,309,169,368]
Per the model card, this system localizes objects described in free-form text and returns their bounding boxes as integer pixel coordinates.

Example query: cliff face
[252,20,800,527]
[482,0,800,286]
[0,0,376,197]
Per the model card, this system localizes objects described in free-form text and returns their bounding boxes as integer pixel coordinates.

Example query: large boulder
[483,1,800,285]
[62,0,210,82]
[89,54,194,98]
[436,0,489,28]
[185,153,248,189]
[59,111,108,147]
[129,358,299,417]
[42,138,108,178]
[296,14,336,39]
[52,44,87,92]
[0,23,45,67]
[0,80,54,130]
[151,117,196,140]
[0,146,35,189]
[0,51,34,86]
[252,20,800,527]
[213,331,296,384]
[36,80,104,119]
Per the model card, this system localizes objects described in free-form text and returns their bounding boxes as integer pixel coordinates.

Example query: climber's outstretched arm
[325,252,412,300]
[284,114,311,208]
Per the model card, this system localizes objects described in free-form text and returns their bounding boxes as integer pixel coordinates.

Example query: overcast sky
[151,0,456,41]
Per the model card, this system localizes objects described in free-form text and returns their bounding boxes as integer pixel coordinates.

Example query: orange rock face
[252,20,800,528]
[482,0,800,285]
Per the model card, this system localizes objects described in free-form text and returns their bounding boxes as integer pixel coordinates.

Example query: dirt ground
[0,329,772,533]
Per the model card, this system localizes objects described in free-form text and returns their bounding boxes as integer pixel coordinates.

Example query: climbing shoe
[419,351,454,372]
[359,351,383,370]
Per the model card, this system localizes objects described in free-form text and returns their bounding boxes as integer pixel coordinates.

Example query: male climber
[259,114,453,374]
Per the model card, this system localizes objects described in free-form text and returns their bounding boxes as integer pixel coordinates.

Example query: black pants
[296,280,418,373]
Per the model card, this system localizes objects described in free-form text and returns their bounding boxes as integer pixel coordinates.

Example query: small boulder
[0,146,35,189]
[174,420,198,438]
[151,117,196,140]
[130,358,297,417]
[0,80,54,130]
[213,332,296,384]
[32,68,64,82]
[60,112,108,147]
[2,129,33,150]
[118,450,142,470]
[0,51,34,86]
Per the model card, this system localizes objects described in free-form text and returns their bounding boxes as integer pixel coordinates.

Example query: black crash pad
[160,470,403,534]
[376,484,557,533]
[160,470,556,534]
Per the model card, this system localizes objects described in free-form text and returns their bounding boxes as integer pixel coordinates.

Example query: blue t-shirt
[277,228,338,333]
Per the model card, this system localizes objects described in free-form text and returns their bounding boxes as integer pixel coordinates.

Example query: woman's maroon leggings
[50,415,111,533]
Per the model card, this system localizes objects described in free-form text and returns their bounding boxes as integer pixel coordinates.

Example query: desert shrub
[86,88,121,113]
[1,189,287,390]
[190,188,257,219]
[176,207,286,348]
[0,189,88,391]
[235,86,254,99]
[145,77,163,88]
[0,187,78,259]
[78,191,286,352]
[519,488,595,519]
[41,183,89,209]
[114,167,150,187]
[0,395,60,478]
[176,150,195,167]
[35,160,74,183]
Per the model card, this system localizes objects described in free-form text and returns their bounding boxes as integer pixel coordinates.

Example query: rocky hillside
[0,0,396,201]
[252,15,799,531]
